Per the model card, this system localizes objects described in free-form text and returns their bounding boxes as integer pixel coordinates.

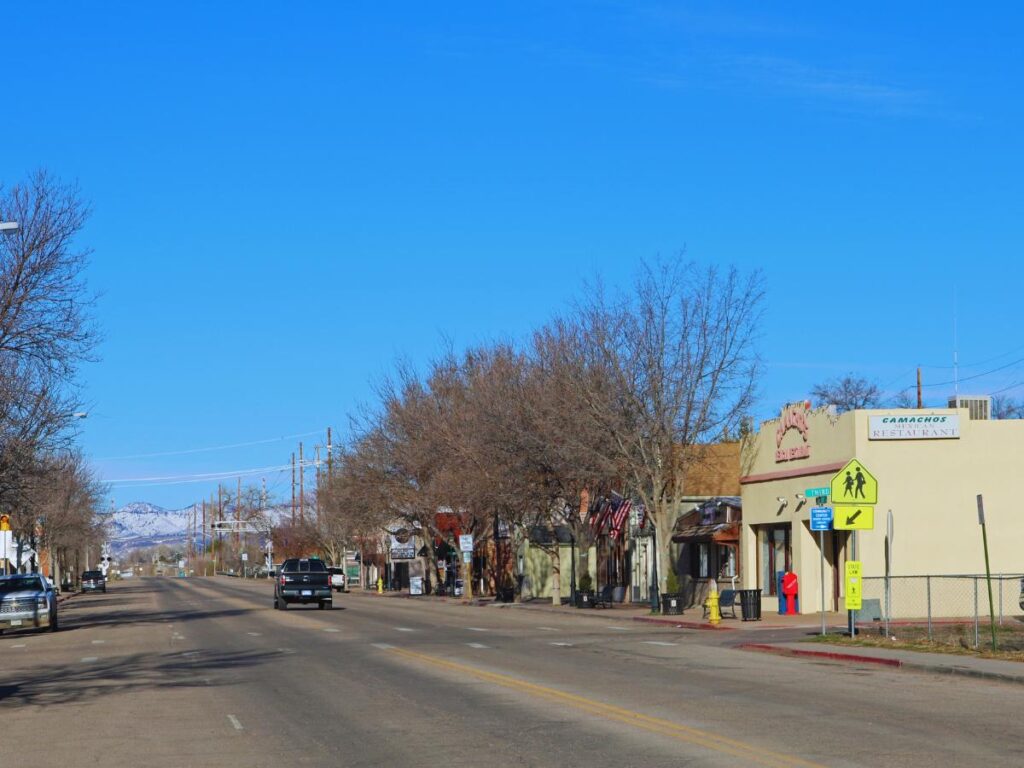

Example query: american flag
[609,499,632,540]
[588,498,611,533]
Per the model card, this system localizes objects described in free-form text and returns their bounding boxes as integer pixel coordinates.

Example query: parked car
[328,566,346,592]
[81,570,107,593]
[274,557,332,610]
[0,573,58,634]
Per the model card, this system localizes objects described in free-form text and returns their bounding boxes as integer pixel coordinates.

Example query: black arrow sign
[845,509,862,526]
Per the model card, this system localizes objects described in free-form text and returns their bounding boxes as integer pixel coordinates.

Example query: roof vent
[948,395,991,421]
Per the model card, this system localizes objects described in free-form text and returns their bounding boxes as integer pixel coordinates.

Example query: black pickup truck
[274,558,332,610]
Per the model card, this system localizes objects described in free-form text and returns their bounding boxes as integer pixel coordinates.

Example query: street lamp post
[569,531,577,604]
[0,222,18,233]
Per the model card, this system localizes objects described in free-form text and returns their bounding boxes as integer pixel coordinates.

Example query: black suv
[81,570,107,593]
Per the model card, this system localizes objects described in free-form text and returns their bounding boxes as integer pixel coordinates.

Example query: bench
[593,585,615,609]
[703,588,738,619]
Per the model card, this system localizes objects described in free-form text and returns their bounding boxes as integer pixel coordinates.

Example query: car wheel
[49,613,59,632]
[279,599,287,610]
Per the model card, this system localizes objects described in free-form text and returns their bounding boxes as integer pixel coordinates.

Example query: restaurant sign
[868,414,960,441]
[775,402,811,462]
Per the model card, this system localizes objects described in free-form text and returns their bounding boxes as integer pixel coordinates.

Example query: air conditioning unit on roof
[948,395,991,421]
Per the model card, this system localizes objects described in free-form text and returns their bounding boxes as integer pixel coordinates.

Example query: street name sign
[845,561,863,611]
[831,459,877,505]
[805,487,830,499]
[833,505,874,531]
[458,534,473,552]
[810,507,833,531]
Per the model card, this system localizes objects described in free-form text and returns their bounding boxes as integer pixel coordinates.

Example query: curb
[738,642,1024,686]
[738,642,902,667]
[633,616,735,631]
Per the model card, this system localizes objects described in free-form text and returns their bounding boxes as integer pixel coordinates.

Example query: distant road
[2,576,1020,767]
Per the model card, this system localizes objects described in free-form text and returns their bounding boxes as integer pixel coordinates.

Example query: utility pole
[217,485,223,576]
[201,499,207,575]
[291,452,296,525]
[315,445,321,519]
[327,427,333,474]
[299,441,305,524]
[917,367,923,408]
[237,476,242,570]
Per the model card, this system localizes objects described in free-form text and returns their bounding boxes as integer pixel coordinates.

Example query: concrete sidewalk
[351,588,854,632]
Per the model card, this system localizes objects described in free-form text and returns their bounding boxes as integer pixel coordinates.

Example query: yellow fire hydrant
[706,588,721,626]
[377,577,384,594]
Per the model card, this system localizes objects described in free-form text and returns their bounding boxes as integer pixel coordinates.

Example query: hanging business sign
[458,534,474,552]
[390,530,416,560]
[868,414,960,440]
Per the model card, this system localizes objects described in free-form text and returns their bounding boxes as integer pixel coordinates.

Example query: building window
[718,545,736,578]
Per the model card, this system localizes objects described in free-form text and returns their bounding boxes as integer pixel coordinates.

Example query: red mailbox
[782,571,799,615]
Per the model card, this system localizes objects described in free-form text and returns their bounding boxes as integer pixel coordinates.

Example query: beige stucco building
[740,403,1024,617]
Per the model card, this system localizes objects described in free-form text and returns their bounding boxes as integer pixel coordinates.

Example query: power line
[95,430,323,461]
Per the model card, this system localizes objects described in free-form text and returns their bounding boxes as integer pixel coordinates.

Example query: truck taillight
[280,575,287,586]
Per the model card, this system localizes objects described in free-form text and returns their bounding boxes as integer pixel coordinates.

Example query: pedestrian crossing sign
[830,459,877,506]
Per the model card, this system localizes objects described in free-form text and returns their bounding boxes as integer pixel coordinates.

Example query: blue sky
[3,2,1023,509]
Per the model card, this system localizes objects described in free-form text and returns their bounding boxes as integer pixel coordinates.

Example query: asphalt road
[2,576,1022,767]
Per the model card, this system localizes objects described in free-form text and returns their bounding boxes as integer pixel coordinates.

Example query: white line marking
[227,714,243,731]
[395,627,415,632]
[536,626,559,631]
[550,642,573,647]
[466,642,488,649]
[277,647,295,654]
[81,657,99,663]
[607,626,629,631]
[12,644,26,648]
[323,628,340,633]
[466,627,488,632]
[643,641,678,647]
[246,632,261,636]
[182,651,200,657]
[91,640,106,645]
[372,643,395,650]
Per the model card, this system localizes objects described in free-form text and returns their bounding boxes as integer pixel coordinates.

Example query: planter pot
[495,587,515,603]
[611,585,626,603]
[575,590,595,608]
[661,593,684,615]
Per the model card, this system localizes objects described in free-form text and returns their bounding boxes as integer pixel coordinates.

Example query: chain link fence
[861,574,1024,648]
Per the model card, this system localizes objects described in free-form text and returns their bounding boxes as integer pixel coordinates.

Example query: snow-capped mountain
[104,501,290,554]
[106,501,198,553]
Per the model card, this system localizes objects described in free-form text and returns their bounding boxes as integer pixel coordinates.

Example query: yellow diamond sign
[831,458,877,506]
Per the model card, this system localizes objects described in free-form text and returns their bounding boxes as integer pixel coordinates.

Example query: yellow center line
[387,646,825,768]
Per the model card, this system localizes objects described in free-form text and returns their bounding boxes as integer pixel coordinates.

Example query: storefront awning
[671,522,739,543]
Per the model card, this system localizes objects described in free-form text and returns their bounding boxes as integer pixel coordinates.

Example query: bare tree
[0,171,98,516]
[992,395,1024,420]
[547,260,763,594]
[810,374,882,413]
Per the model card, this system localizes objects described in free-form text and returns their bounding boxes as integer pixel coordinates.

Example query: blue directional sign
[810,506,833,531]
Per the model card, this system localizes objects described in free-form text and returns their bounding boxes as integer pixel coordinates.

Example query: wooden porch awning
[671,522,739,544]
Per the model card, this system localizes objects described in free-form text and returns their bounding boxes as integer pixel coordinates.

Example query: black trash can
[738,589,762,621]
